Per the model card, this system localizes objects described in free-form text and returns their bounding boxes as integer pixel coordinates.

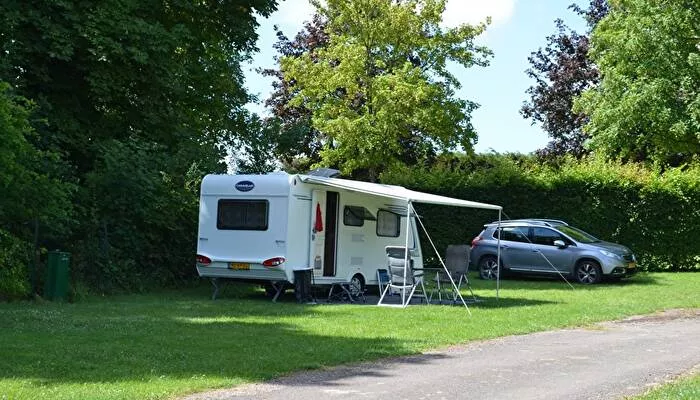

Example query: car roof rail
[487,219,568,227]
[529,219,568,226]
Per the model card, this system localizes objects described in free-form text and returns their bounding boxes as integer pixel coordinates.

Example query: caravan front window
[217,200,268,230]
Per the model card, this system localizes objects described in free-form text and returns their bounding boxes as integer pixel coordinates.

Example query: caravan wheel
[349,274,365,297]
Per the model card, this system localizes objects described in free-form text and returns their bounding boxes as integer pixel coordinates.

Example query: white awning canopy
[299,175,502,211]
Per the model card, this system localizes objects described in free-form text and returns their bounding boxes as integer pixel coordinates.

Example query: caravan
[195,172,502,303]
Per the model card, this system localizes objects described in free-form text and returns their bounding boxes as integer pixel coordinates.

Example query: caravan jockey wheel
[263,282,285,298]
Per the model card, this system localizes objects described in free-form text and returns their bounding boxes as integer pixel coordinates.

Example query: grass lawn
[631,373,700,399]
[1,272,699,400]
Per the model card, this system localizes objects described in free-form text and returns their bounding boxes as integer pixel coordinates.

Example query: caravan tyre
[349,274,365,298]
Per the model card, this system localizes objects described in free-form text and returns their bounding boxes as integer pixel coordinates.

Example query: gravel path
[182,309,700,400]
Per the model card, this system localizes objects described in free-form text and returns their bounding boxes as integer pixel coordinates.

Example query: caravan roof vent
[307,168,341,178]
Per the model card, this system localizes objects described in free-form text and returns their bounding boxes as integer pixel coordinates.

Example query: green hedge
[0,230,31,300]
[382,155,700,272]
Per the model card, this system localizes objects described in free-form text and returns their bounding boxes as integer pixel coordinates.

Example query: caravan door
[309,190,339,277]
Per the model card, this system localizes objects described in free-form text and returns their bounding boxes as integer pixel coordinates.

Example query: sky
[243,0,588,154]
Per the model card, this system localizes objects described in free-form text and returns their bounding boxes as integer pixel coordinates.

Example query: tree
[0,82,74,233]
[281,0,491,181]
[575,0,700,165]
[521,0,609,159]
[0,0,277,173]
[233,113,280,174]
[261,15,330,173]
[0,1,278,291]
[0,82,73,298]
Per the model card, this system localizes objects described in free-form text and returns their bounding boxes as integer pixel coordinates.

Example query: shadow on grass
[0,301,420,386]
[469,272,662,291]
[351,294,556,309]
[466,296,557,309]
[0,276,564,390]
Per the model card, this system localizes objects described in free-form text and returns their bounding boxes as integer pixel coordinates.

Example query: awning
[298,175,502,211]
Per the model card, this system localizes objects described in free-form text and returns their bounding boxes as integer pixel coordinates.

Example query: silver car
[470,219,637,284]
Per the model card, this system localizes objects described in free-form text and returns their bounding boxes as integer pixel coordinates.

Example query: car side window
[531,227,564,246]
[493,226,529,243]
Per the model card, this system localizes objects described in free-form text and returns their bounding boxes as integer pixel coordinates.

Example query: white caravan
[195,172,502,301]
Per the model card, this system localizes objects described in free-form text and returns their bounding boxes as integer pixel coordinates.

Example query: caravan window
[217,200,268,230]
[343,206,376,227]
[376,210,400,237]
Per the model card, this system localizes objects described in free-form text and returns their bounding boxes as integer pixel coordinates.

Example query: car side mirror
[553,240,567,248]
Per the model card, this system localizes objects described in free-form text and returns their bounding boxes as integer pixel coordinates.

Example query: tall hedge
[382,155,700,272]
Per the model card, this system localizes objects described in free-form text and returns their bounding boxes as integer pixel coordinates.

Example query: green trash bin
[45,251,70,301]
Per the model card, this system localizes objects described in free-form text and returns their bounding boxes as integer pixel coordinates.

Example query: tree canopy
[521,0,609,159]
[280,0,491,180]
[0,0,278,295]
[260,15,330,173]
[575,0,700,165]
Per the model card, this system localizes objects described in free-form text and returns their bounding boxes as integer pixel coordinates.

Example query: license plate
[627,262,636,269]
[229,262,249,270]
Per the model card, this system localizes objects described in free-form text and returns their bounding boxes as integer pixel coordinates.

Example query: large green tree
[575,0,700,165]
[0,0,277,172]
[0,82,74,298]
[0,0,277,292]
[260,15,329,173]
[281,0,490,180]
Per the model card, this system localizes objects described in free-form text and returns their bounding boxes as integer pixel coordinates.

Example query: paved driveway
[183,309,700,400]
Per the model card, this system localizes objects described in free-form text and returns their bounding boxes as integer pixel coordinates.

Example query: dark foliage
[260,14,329,173]
[521,1,609,159]
[384,153,700,272]
[0,0,278,296]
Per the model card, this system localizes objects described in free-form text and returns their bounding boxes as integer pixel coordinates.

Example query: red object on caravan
[314,203,324,232]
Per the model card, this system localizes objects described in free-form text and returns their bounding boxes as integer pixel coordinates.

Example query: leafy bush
[383,155,700,271]
[71,139,210,293]
[0,230,31,300]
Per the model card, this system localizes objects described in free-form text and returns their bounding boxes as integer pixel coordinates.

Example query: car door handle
[500,244,509,249]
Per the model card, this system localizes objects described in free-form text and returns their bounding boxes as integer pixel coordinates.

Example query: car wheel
[574,260,602,284]
[479,256,500,280]
[349,274,365,297]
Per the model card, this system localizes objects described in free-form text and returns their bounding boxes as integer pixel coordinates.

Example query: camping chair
[433,244,478,304]
[376,268,392,297]
[378,246,427,307]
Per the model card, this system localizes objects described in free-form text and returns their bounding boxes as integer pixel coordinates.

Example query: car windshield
[556,225,599,243]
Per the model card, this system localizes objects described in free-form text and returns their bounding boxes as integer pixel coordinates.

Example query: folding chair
[434,244,479,304]
[376,268,392,297]
[377,246,427,307]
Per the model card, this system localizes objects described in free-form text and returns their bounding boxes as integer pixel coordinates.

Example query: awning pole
[402,200,412,308]
[497,209,502,300]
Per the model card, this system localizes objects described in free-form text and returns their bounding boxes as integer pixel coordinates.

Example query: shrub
[0,230,31,300]
[383,155,700,272]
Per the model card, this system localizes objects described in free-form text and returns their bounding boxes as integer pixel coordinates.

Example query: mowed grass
[632,373,700,399]
[1,272,699,400]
